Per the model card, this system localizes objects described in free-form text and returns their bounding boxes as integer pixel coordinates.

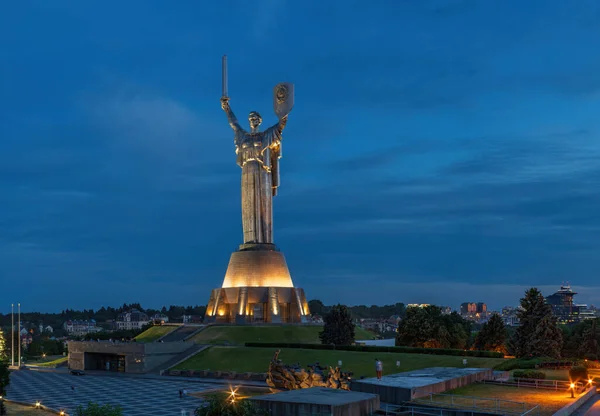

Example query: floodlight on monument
[35,401,41,408]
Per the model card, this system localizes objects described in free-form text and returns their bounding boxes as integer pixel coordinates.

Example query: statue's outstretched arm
[221,98,242,132]
[267,114,288,149]
[271,114,288,134]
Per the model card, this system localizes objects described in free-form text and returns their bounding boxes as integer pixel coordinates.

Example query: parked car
[70,370,85,376]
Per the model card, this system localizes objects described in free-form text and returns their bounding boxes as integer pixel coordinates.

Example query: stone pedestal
[204,244,310,324]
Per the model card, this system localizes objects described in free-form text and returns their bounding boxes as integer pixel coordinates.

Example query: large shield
[273,83,294,119]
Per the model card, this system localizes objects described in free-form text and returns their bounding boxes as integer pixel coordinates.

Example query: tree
[319,304,355,346]
[195,394,268,416]
[580,319,599,359]
[308,300,325,316]
[513,288,562,358]
[396,306,470,349]
[474,313,507,353]
[75,402,123,416]
[0,329,10,416]
[442,312,471,349]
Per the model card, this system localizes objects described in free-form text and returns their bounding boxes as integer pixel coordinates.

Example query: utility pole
[18,303,21,368]
[11,304,14,367]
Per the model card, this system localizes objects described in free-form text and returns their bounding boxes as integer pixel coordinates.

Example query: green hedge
[513,370,546,379]
[243,342,503,358]
[494,358,544,371]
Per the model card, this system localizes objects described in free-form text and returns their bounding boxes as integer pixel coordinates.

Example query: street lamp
[570,383,575,398]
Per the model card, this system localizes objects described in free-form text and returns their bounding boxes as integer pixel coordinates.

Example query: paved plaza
[6,370,214,416]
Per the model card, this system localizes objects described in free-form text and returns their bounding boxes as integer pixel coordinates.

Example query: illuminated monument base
[204,244,310,324]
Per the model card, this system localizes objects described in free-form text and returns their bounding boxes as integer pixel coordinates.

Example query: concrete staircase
[158,325,204,342]
[151,344,208,374]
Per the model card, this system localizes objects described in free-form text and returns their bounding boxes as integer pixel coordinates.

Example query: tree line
[0,303,207,331]
[317,288,600,360]
[308,300,406,320]
[395,288,600,359]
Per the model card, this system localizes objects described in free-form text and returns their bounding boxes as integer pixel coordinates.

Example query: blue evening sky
[2,1,600,312]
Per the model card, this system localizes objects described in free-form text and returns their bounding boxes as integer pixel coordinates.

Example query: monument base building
[204,243,310,324]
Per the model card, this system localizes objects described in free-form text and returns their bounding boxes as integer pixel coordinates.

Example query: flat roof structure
[351,367,494,405]
[249,387,380,416]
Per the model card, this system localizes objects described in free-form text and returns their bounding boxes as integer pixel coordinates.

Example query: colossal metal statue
[204,56,309,324]
[219,97,288,244]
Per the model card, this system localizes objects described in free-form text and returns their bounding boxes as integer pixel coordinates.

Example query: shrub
[513,370,546,380]
[493,357,570,371]
[569,366,588,382]
[584,353,598,361]
[195,394,268,416]
[75,402,123,416]
[583,360,600,369]
[243,342,503,358]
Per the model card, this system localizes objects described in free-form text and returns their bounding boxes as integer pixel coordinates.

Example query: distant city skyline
[2,1,600,312]
[1,283,597,315]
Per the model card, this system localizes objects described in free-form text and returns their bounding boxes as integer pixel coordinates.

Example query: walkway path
[7,369,211,416]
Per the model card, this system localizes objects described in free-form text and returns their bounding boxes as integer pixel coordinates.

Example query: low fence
[480,379,586,393]
[167,369,267,382]
[414,393,540,416]
[380,402,540,416]
[379,404,497,415]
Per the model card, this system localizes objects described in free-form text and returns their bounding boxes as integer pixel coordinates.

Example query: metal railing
[481,378,586,392]
[416,393,540,415]
[381,402,540,416]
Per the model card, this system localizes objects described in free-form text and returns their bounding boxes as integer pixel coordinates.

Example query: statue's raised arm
[221,97,242,132]
[268,114,288,137]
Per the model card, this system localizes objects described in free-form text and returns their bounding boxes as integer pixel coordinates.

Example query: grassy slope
[174,346,503,377]
[36,356,68,367]
[134,325,177,343]
[190,325,376,345]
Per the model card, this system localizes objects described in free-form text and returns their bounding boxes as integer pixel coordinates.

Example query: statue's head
[248,111,262,129]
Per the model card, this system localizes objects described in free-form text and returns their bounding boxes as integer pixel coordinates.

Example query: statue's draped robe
[226,108,286,244]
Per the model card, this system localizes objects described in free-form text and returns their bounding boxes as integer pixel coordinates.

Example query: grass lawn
[174,346,504,377]
[134,325,176,343]
[26,355,65,365]
[4,402,53,415]
[189,325,376,345]
[422,383,574,416]
[36,356,68,368]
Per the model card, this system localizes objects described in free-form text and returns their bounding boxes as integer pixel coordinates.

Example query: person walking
[375,358,383,380]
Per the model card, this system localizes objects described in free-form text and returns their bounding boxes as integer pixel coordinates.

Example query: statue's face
[248,112,262,129]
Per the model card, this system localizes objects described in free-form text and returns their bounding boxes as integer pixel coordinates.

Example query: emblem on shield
[273,82,294,119]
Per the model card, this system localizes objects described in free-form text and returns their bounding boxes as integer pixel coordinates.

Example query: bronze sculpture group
[266,350,352,391]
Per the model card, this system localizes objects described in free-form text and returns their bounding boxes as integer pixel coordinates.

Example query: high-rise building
[545,284,594,324]
[460,302,477,315]
[476,303,487,313]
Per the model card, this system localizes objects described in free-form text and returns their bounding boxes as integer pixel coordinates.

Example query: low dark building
[249,387,379,416]
[68,341,193,374]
